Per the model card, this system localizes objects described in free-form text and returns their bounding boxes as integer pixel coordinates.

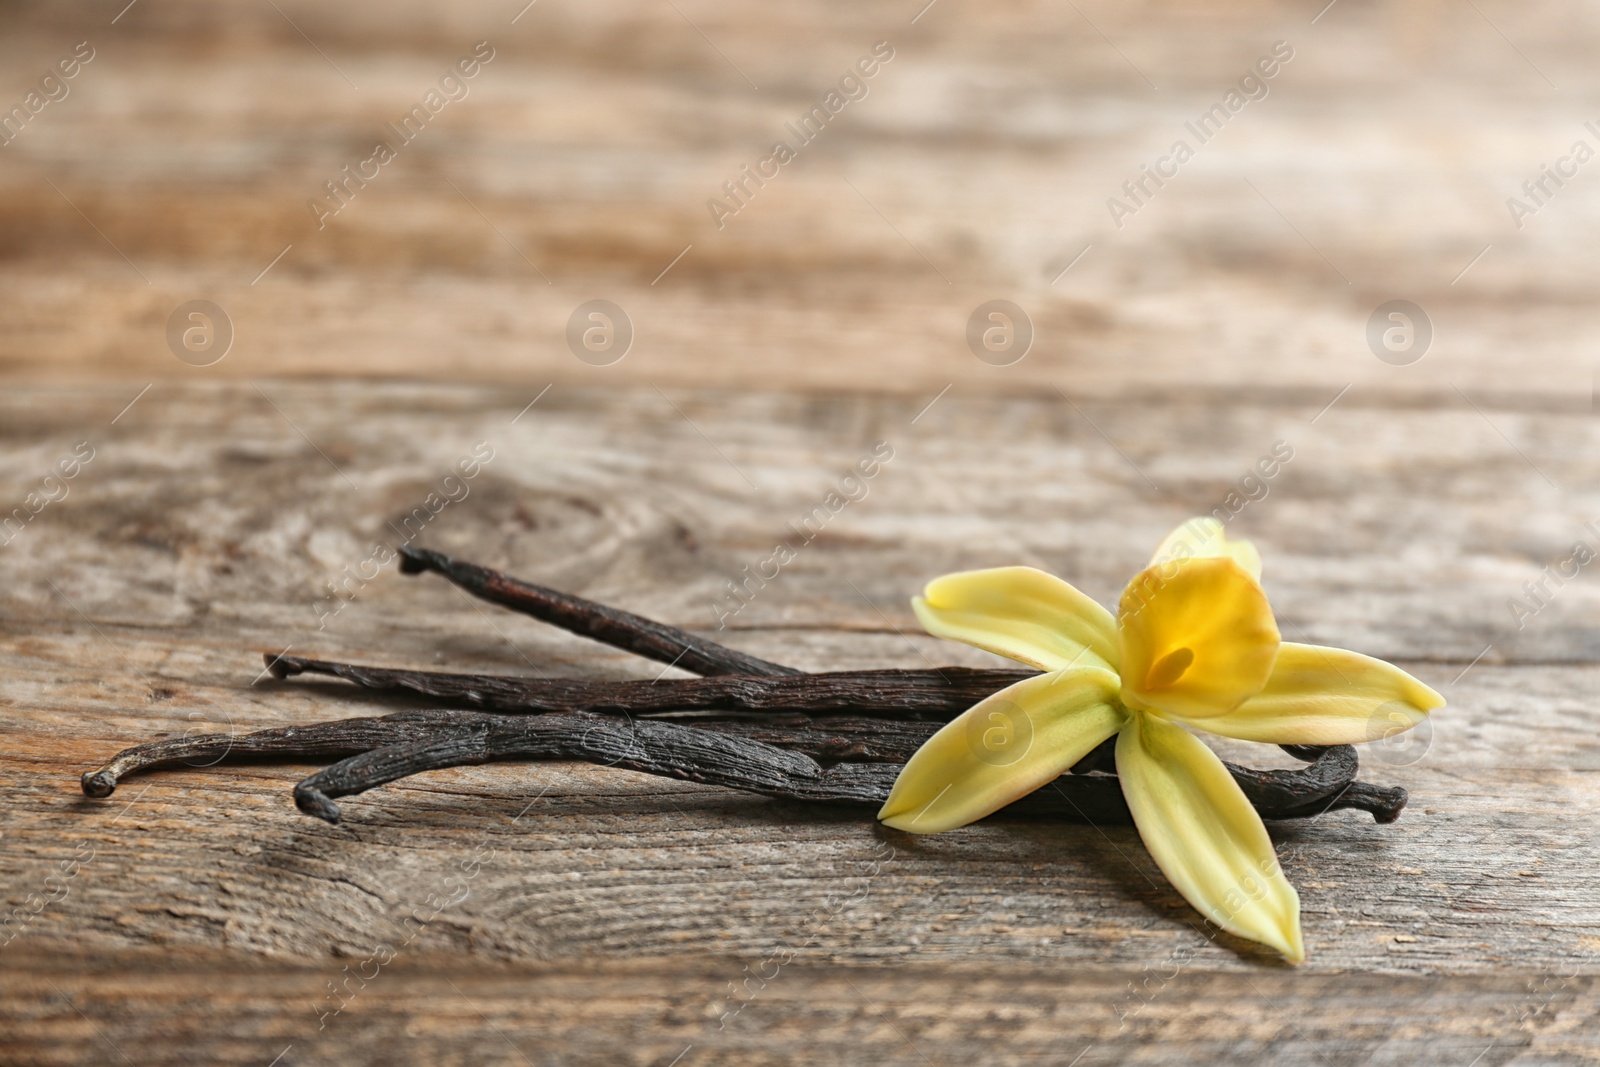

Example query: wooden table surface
[3,1,1599,1064]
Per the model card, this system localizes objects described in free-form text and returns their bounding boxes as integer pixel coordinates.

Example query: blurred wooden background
[3,0,1600,1063]
[1,0,1596,397]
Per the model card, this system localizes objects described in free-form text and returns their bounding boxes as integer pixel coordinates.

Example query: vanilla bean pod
[257,653,1407,821]
[80,712,468,798]
[299,723,1404,823]
[397,545,796,677]
[266,652,1032,720]
[80,547,1410,830]
[80,711,943,796]
[82,711,1406,825]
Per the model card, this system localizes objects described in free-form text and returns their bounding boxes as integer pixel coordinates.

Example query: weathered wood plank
[2,0,1597,1056]
[2,381,1592,663]
[0,1,1593,397]
[6,652,1599,974]
[3,949,1597,1067]
[2,383,1597,1003]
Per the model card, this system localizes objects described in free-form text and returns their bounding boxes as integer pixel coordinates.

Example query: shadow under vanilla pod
[81,524,1427,962]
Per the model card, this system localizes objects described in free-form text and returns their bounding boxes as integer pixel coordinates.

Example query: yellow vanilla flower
[878,517,1444,962]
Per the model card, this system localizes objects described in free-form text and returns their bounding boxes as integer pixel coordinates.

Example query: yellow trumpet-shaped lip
[1117,555,1280,720]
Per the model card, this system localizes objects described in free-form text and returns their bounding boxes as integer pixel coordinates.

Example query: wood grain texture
[0,0,1594,399]
[2,381,1599,1064]
[5,949,1600,1067]
[2,0,1598,1060]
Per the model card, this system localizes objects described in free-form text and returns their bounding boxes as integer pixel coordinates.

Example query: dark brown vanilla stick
[698,714,953,763]
[266,652,1033,720]
[288,713,920,822]
[80,711,472,798]
[292,720,1397,824]
[79,711,946,795]
[398,545,797,678]
[82,711,1407,825]
[254,656,1405,821]
[80,545,1411,839]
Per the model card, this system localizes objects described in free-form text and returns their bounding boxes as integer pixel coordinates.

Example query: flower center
[1145,646,1194,688]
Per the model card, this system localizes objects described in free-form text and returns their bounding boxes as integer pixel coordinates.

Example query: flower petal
[1173,642,1445,745]
[1117,556,1280,719]
[1116,714,1304,962]
[912,566,1120,672]
[1149,517,1262,583]
[878,668,1125,833]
